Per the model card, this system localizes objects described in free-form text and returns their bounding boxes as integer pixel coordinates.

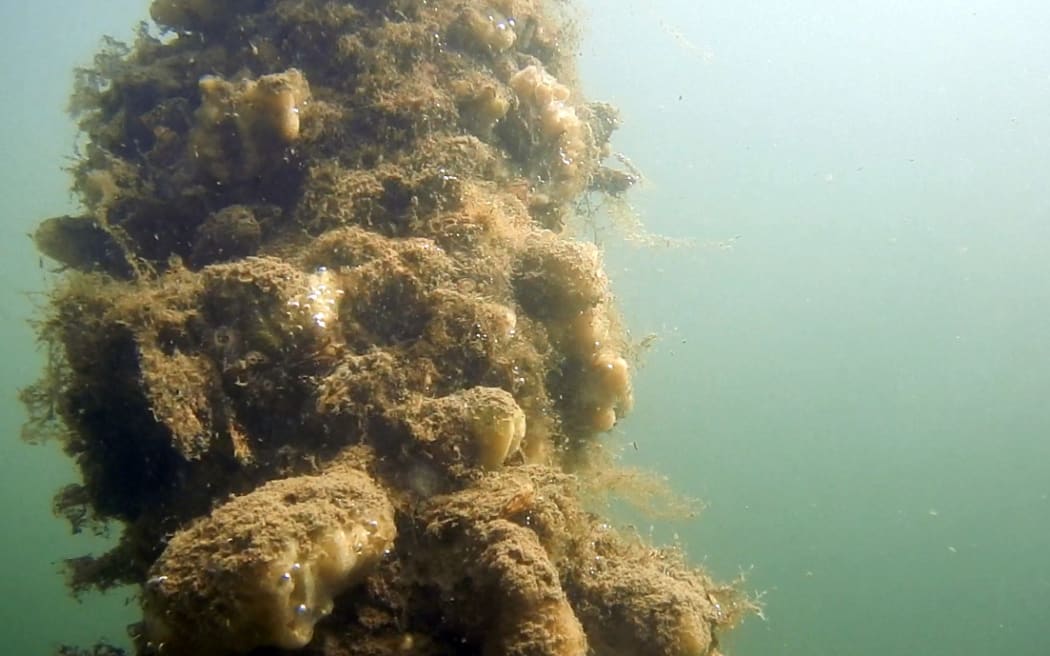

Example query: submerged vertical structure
[24,1,748,654]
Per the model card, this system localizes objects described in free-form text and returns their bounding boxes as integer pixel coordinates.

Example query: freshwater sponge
[191,69,311,182]
[141,466,395,655]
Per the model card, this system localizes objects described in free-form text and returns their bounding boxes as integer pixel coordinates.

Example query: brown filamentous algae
[23,1,752,654]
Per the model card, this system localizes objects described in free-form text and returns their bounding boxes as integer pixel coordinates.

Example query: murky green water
[3,1,1048,654]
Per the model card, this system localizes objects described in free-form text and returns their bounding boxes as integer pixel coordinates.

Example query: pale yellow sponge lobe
[468,387,527,470]
[587,348,633,431]
[238,68,310,145]
[460,6,518,52]
[400,386,528,471]
[191,68,311,182]
[141,466,395,655]
[509,64,590,200]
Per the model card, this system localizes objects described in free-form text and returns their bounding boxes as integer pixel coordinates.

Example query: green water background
[2,1,1049,654]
